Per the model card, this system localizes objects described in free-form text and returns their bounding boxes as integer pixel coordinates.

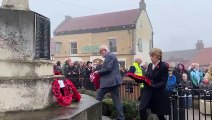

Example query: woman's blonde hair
[149,48,162,60]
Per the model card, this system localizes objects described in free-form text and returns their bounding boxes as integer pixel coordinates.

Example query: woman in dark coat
[84,61,95,91]
[139,48,170,120]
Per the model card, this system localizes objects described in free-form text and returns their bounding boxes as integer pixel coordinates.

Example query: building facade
[52,0,153,68]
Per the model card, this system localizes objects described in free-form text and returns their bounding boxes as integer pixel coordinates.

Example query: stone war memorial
[0,0,53,112]
[0,0,101,120]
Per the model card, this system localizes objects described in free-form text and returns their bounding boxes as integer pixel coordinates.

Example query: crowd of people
[52,45,212,120]
[52,45,125,120]
[53,59,103,91]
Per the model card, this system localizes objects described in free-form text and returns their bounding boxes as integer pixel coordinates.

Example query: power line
[55,0,103,12]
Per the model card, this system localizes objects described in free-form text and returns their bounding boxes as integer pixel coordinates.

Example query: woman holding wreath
[129,48,170,120]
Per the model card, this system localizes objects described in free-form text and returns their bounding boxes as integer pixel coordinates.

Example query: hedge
[78,89,141,120]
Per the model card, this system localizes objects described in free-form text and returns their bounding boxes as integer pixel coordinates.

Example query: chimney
[196,40,204,50]
[139,0,146,11]
[1,0,29,10]
[65,15,72,20]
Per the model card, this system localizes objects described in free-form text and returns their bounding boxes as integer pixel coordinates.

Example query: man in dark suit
[94,45,125,120]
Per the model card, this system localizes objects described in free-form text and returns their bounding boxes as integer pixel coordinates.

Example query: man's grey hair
[99,45,110,52]
[135,58,142,62]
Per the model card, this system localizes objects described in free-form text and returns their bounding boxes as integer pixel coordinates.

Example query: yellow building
[52,0,153,68]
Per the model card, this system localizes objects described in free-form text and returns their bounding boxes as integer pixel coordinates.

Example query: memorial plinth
[0,8,55,112]
[0,94,102,120]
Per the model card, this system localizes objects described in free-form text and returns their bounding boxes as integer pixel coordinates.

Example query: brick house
[163,40,212,68]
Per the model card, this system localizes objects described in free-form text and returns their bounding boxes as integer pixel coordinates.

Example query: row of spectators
[53,58,212,93]
[53,59,103,91]
[167,63,212,91]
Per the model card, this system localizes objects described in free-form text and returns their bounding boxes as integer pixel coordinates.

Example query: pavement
[102,116,112,120]
[186,109,211,120]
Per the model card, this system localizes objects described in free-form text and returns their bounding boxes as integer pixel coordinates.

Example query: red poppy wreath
[52,79,81,106]
[126,72,152,86]
[90,73,100,90]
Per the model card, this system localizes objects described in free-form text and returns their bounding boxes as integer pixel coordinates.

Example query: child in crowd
[166,67,177,93]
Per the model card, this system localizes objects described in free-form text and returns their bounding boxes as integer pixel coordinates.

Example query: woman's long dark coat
[139,61,170,115]
[84,67,95,90]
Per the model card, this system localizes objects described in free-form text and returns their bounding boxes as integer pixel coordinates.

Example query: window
[137,38,143,52]
[118,61,126,68]
[55,42,62,53]
[109,39,117,52]
[70,42,77,54]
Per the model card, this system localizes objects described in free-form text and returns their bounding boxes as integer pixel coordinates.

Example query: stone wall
[0,76,62,112]
[0,9,34,60]
[0,59,53,77]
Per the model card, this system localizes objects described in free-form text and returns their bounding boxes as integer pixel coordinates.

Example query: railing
[118,79,212,120]
[119,77,141,100]
[168,89,212,120]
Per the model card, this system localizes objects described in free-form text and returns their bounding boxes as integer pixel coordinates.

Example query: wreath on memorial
[126,72,152,86]
[52,79,81,106]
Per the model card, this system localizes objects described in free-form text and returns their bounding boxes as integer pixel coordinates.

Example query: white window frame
[137,38,143,52]
[55,42,62,53]
[108,39,117,52]
[70,42,77,55]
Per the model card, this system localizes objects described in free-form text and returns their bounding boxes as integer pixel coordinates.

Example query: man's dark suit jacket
[98,52,123,88]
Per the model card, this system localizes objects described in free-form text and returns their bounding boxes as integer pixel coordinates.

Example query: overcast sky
[1,0,212,51]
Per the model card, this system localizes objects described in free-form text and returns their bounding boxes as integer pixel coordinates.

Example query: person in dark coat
[53,61,62,75]
[73,61,81,88]
[84,61,95,91]
[179,73,193,107]
[62,58,72,77]
[173,63,189,84]
[96,61,103,71]
[78,61,85,88]
[64,60,80,88]
[94,45,125,120]
[120,66,127,78]
[139,48,170,120]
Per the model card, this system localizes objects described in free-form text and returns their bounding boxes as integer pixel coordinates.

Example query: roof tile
[54,9,140,34]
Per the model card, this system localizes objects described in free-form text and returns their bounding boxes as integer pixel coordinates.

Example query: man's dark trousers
[96,85,125,120]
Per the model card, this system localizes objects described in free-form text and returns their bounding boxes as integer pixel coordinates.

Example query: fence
[118,79,212,120]
[168,89,212,120]
[119,77,141,100]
